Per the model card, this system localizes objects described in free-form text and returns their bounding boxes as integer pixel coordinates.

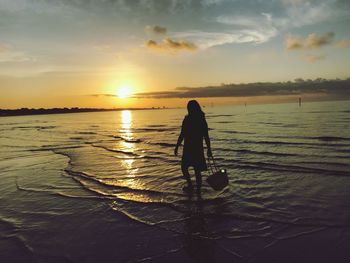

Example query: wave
[141,155,168,160]
[0,144,29,148]
[223,148,350,159]
[336,149,350,153]
[30,145,82,152]
[120,137,142,143]
[207,114,235,118]
[146,142,177,148]
[12,125,57,130]
[256,121,284,126]
[213,138,318,147]
[0,217,35,260]
[134,127,176,132]
[218,148,298,157]
[250,140,320,146]
[145,125,169,128]
[215,121,236,124]
[296,161,350,167]
[77,131,97,135]
[234,139,350,147]
[265,135,350,142]
[227,160,350,177]
[64,169,184,204]
[220,130,255,135]
[91,144,139,156]
[105,134,143,143]
[310,136,350,141]
[109,197,350,239]
[16,182,103,200]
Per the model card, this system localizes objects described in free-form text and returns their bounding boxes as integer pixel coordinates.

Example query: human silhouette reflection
[175,100,212,195]
[183,198,215,263]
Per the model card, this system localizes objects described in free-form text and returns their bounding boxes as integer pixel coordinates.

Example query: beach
[1,100,350,262]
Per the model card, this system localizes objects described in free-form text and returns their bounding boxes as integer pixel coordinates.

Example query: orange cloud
[0,43,11,53]
[146,38,197,53]
[145,25,167,35]
[286,32,335,50]
[305,32,334,48]
[285,36,303,50]
[304,54,325,63]
[0,43,33,62]
[335,40,350,48]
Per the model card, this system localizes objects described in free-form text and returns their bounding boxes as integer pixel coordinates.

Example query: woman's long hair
[187,100,204,119]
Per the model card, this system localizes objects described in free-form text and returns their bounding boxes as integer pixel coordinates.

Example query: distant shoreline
[0,107,170,117]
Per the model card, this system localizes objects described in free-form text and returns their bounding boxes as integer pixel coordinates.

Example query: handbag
[206,156,228,191]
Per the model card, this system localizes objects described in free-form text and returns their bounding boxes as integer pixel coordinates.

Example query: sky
[0,0,349,109]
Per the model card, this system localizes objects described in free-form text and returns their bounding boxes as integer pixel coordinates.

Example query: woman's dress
[181,115,208,171]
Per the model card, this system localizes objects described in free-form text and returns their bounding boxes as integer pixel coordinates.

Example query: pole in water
[299,97,302,107]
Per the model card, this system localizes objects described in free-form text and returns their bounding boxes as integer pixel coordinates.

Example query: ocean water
[1,100,350,262]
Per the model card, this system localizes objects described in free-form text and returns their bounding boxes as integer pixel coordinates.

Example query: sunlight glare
[116,85,132,99]
[121,110,132,129]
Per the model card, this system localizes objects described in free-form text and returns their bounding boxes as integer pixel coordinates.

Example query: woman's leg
[181,162,193,188]
[194,168,202,192]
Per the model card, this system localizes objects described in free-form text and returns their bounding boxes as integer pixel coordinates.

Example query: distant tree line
[135,77,350,98]
[0,107,162,117]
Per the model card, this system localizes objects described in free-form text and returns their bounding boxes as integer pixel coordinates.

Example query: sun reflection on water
[120,110,135,150]
[120,110,134,168]
[121,110,132,131]
[119,110,138,175]
[117,110,149,202]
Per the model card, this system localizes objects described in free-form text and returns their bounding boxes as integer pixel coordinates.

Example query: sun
[116,85,132,99]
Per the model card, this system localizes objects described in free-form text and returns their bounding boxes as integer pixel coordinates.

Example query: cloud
[0,43,11,53]
[2,0,349,53]
[305,32,335,48]
[133,78,350,99]
[145,38,197,53]
[304,54,325,63]
[0,43,34,63]
[150,0,345,51]
[199,0,348,49]
[89,94,116,97]
[192,13,278,49]
[204,0,346,50]
[336,40,350,48]
[145,25,198,54]
[145,25,167,35]
[282,0,305,6]
[216,13,272,28]
[285,35,304,50]
[201,0,226,6]
[286,32,335,50]
[279,0,350,29]
[172,28,277,50]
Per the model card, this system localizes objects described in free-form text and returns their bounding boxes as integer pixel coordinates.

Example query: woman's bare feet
[182,185,194,194]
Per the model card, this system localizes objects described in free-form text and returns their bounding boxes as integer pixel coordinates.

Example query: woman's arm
[174,132,184,156]
[204,119,212,157]
[174,118,185,156]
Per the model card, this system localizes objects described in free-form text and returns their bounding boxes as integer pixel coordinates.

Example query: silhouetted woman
[174,100,212,194]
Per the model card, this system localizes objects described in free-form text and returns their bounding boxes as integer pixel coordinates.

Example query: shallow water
[1,101,350,262]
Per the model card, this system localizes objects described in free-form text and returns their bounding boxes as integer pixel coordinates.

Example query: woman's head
[187,100,204,118]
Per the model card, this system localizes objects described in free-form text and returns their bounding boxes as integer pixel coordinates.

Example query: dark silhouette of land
[135,77,350,99]
[0,107,168,117]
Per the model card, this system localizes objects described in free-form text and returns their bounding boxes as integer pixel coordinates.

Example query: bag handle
[207,156,219,174]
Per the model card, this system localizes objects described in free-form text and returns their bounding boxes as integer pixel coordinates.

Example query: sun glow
[116,85,132,99]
